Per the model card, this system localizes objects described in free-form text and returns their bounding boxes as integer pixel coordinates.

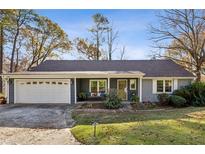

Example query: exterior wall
[9,79,14,104]
[142,79,158,102]
[178,79,192,89]
[70,79,75,104]
[142,79,193,102]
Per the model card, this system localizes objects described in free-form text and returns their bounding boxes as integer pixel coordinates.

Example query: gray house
[1,60,195,104]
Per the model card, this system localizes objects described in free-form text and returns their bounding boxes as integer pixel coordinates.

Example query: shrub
[130,93,139,103]
[173,86,192,105]
[157,93,169,106]
[104,89,122,109]
[78,92,88,101]
[169,95,186,108]
[173,82,205,107]
[0,93,6,104]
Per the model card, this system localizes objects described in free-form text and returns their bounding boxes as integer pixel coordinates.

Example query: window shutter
[152,79,157,94]
[173,79,178,90]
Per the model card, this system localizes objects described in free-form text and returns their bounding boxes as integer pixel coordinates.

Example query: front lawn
[71,107,205,144]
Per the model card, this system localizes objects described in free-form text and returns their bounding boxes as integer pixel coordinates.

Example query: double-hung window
[155,79,172,93]
[130,79,136,90]
[90,80,107,96]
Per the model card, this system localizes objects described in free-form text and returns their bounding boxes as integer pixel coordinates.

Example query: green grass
[71,107,205,144]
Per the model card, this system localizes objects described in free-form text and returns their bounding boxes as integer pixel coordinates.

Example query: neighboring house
[1,60,195,104]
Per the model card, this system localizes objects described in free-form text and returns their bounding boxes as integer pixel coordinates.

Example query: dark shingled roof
[30,60,194,77]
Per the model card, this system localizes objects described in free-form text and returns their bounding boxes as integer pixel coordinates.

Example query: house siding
[142,79,193,102]
[9,78,14,104]
[178,79,192,89]
[142,79,158,102]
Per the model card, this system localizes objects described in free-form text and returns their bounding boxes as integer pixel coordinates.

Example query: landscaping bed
[77,102,107,109]
[71,107,205,144]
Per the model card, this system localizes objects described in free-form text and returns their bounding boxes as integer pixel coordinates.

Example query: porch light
[92,122,98,137]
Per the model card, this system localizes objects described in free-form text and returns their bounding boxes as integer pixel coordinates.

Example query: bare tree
[150,9,205,81]
[120,46,126,60]
[107,25,119,60]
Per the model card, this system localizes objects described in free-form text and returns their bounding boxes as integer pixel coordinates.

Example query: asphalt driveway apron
[0,104,75,128]
[0,104,80,144]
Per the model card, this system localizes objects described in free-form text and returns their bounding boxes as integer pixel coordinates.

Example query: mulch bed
[75,102,171,113]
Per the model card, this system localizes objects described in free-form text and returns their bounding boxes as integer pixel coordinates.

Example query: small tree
[89,13,109,60]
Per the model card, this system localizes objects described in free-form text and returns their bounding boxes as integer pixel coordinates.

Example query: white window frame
[153,79,173,94]
[89,79,107,96]
[129,79,136,90]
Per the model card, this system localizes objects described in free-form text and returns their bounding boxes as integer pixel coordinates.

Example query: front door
[117,79,127,100]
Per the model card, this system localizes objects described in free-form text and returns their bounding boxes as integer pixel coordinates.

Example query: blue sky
[36,9,160,60]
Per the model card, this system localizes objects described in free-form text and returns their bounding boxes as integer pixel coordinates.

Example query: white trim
[117,79,128,100]
[14,79,17,104]
[74,78,77,104]
[129,79,136,90]
[143,77,195,79]
[107,78,110,92]
[153,79,173,94]
[173,79,178,90]
[139,77,142,102]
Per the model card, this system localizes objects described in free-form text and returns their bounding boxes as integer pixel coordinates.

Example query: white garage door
[15,79,70,104]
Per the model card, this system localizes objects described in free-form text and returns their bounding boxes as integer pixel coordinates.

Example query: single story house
[1,60,195,104]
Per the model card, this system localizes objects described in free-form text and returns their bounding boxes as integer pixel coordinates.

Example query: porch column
[107,77,110,93]
[74,77,77,104]
[4,77,9,103]
[139,77,142,102]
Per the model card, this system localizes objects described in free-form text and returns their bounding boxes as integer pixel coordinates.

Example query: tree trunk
[10,28,19,73]
[96,32,99,60]
[195,66,201,82]
[0,25,3,93]
[14,48,19,72]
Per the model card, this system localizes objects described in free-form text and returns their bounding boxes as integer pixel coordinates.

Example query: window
[52,82,56,85]
[90,80,107,96]
[157,80,163,92]
[90,81,97,94]
[165,80,172,92]
[156,80,172,93]
[39,82,43,84]
[33,81,37,84]
[99,80,106,93]
[130,79,136,90]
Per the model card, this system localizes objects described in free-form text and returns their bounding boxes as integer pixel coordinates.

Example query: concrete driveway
[0,104,80,144]
[0,104,75,128]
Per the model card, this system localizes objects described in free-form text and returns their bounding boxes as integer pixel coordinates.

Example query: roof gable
[30,60,194,77]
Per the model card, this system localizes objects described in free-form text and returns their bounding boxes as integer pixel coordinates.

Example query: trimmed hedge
[157,93,169,106]
[169,95,186,108]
